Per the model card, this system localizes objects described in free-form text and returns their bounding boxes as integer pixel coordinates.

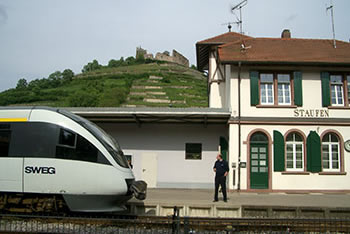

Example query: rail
[1,209,350,233]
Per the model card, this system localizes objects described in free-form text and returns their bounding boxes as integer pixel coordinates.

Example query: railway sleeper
[0,192,68,214]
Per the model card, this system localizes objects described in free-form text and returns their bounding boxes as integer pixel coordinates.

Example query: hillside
[0,62,208,108]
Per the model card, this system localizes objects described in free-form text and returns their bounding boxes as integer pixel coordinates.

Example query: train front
[58,109,147,211]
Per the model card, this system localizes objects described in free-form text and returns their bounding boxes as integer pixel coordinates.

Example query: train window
[75,135,98,163]
[59,128,76,147]
[0,124,10,130]
[56,131,110,165]
[0,131,11,157]
[8,122,58,158]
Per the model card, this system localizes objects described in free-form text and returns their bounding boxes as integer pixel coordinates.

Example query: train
[0,106,146,213]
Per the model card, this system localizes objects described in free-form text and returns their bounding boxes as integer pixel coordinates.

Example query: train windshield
[58,110,129,168]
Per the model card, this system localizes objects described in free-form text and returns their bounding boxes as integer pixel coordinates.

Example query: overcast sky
[0,0,349,92]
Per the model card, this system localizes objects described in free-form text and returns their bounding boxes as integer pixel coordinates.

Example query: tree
[48,71,62,88]
[82,59,102,73]
[125,56,135,65]
[62,69,74,83]
[16,78,28,90]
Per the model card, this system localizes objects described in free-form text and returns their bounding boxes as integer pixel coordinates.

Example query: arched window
[322,133,340,171]
[286,132,304,171]
[250,132,268,143]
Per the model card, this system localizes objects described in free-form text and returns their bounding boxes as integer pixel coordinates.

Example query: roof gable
[196,32,252,45]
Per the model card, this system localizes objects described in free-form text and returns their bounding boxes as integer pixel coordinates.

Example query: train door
[0,125,23,192]
[141,152,157,188]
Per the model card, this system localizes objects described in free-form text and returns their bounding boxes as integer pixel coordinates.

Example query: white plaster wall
[97,123,228,189]
[229,67,350,118]
[238,124,350,191]
[209,51,226,108]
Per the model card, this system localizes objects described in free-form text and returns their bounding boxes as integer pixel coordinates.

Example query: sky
[0,0,349,92]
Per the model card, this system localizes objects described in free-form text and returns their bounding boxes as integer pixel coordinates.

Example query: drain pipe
[237,61,242,191]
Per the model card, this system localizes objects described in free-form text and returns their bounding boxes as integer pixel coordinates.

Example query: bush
[68,90,99,107]
[99,87,128,107]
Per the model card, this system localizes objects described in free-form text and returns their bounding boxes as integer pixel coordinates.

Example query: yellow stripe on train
[0,118,28,122]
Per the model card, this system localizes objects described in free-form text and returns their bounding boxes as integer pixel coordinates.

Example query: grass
[2,62,208,108]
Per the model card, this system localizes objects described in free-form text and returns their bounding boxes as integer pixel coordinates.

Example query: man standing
[213,154,229,202]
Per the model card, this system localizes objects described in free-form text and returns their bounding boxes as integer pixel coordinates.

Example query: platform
[126,189,350,218]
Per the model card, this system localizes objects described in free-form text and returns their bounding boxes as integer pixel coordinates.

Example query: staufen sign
[294,109,329,118]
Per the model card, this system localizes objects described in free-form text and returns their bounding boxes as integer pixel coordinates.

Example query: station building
[196,29,350,192]
[73,30,350,192]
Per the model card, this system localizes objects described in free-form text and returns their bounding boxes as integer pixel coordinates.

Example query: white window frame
[285,133,304,171]
[322,134,340,172]
[330,75,344,106]
[347,75,350,106]
[277,74,291,105]
[260,74,274,105]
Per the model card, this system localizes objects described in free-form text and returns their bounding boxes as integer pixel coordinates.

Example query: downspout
[237,61,242,191]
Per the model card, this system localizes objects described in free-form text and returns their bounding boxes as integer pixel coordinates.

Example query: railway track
[1,212,350,233]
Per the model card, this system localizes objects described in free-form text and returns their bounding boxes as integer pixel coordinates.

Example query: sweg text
[25,166,56,174]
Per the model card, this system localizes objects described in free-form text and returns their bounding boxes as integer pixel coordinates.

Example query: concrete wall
[97,123,228,189]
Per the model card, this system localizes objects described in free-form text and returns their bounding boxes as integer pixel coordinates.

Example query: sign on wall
[294,109,329,118]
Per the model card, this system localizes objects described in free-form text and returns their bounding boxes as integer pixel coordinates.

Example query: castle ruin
[136,47,189,67]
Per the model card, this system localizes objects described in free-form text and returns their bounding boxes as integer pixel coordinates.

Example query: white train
[0,107,146,213]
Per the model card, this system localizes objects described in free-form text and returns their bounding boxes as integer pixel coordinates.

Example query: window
[330,75,344,106]
[347,76,350,105]
[0,130,11,157]
[185,143,202,160]
[259,73,292,106]
[56,129,100,164]
[322,133,340,171]
[286,133,304,171]
[8,122,58,158]
[277,74,291,105]
[58,128,76,147]
[321,72,350,107]
[260,74,274,105]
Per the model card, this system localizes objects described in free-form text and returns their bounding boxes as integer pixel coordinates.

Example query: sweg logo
[25,166,56,174]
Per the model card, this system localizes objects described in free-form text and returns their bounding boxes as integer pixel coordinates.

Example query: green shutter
[250,71,259,106]
[293,71,303,106]
[273,130,285,172]
[306,131,322,173]
[321,72,330,107]
[220,136,228,161]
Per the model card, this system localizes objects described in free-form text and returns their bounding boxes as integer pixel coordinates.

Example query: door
[250,144,269,189]
[220,136,228,161]
[141,152,158,188]
[0,128,23,192]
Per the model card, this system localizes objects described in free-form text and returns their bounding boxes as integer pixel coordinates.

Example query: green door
[220,136,228,161]
[250,143,269,189]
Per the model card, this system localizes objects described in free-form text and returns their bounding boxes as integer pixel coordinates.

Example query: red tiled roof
[218,37,350,65]
[196,32,252,45]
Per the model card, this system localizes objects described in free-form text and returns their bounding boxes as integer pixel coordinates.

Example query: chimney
[281,29,291,39]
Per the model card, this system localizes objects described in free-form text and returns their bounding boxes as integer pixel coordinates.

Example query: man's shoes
[213,200,218,202]
[224,199,227,202]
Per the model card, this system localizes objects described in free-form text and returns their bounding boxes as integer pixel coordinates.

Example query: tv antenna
[326,0,336,48]
[231,0,248,34]
[222,22,236,32]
